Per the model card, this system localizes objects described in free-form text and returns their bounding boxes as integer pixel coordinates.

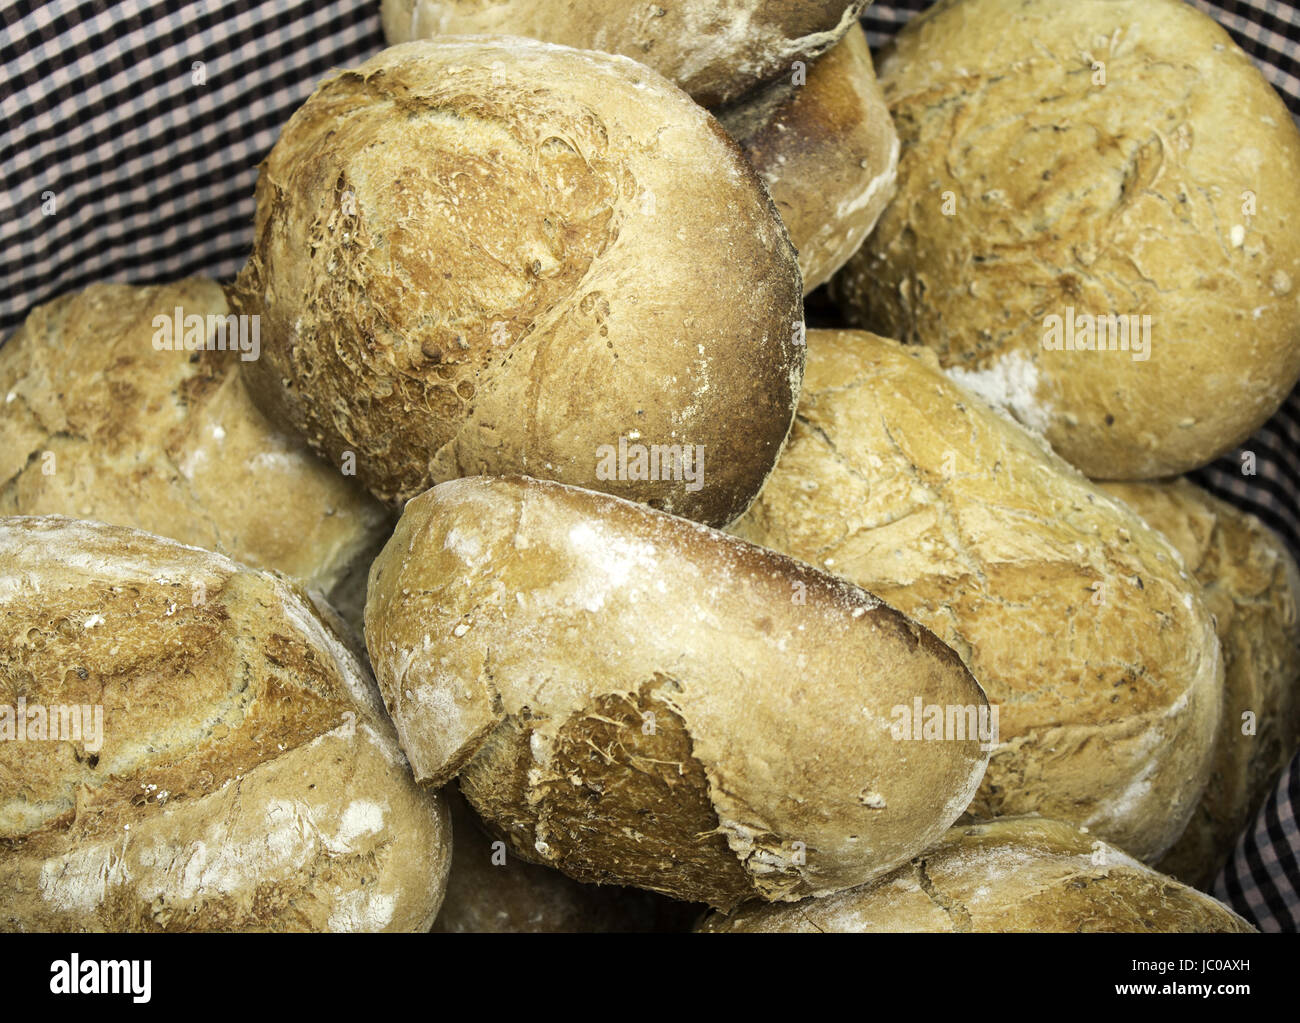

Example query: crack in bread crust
[459,679,760,910]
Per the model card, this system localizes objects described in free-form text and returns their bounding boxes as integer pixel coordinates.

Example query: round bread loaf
[1100,478,1300,888]
[381,0,870,107]
[697,817,1255,932]
[716,21,897,294]
[434,787,695,932]
[364,475,989,910]
[730,330,1223,860]
[832,0,1300,480]
[0,279,389,609]
[0,516,450,932]
[233,38,803,528]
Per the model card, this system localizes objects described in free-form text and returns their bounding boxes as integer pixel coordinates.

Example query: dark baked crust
[717,21,898,292]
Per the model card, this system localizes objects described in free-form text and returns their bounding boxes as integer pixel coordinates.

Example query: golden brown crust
[832,0,1300,479]
[717,21,898,293]
[1101,479,1300,887]
[381,0,870,107]
[234,38,803,527]
[365,475,989,909]
[698,817,1255,932]
[0,516,449,932]
[0,279,388,601]
[730,330,1223,860]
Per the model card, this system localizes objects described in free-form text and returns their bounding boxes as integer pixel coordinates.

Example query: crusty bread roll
[0,516,449,932]
[1100,479,1300,888]
[832,0,1300,480]
[234,38,803,529]
[717,21,898,294]
[697,817,1254,932]
[381,0,869,107]
[434,788,695,932]
[0,279,389,607]
[365,475,989,909]
[730,330,1223,861]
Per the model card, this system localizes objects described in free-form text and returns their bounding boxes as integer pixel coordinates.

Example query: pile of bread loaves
[3,0,1298,933]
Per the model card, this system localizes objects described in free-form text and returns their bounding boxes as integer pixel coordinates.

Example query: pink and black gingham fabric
[3,0,1299,929]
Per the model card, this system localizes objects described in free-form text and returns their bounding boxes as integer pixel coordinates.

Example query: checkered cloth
[1216,746,1300,930]
[3,0,1299,929]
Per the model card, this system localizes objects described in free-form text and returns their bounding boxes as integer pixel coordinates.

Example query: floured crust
[832,0,1300,480]
[717,21,898,293]
[0,516,449,932]
[698,817,1255,932]
[0,279,388,602]
[381,0,870,107]
[730,330,1223,860]
[234,37,803,527]
[365,475,989,910]
[1101,479,1300,887]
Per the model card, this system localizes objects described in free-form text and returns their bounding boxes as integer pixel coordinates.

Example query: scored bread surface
[0,516,450,932]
